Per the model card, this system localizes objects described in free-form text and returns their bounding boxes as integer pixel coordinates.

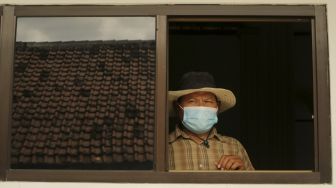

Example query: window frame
[0,5,331,183]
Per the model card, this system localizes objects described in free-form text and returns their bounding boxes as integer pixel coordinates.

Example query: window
[169,19,314,170]
[12,17,156,170]
[0,5,331,183]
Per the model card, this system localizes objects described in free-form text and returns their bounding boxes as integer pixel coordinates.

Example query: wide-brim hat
[168,72,236,116]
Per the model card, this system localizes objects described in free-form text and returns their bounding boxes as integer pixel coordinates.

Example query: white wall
[0,0,335,187]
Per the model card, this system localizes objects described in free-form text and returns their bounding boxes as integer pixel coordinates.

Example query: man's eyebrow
[204,95,217,100]
[205,95,220,103]
[185,96,196,100]
[177,96,192,103]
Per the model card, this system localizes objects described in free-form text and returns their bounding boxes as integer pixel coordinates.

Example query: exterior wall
[0,0,335,187]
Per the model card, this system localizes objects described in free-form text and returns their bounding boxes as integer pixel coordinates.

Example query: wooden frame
[0,5,3,181]
[313,6,331,183]
[14,5,314,16]
[0,5,331,183]
[0,6,15,181]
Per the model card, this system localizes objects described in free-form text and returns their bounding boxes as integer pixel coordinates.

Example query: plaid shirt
[169,126,254,171]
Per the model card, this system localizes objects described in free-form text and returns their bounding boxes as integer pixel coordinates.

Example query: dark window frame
[0,5,331,183]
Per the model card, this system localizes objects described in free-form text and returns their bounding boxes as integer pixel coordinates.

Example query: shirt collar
[169,125,225,144]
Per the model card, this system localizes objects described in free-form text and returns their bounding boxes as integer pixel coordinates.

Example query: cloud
[16,17,155,42]
[99,17,155,40]
[16,26,51,42]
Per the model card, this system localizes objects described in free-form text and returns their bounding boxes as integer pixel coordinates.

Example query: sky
[16,17,156,42]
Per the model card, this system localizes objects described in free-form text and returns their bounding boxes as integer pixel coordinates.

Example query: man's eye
[205,100,215,103]
[187,99,196,103]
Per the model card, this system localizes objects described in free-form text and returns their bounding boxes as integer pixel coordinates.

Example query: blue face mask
[180,106,218,134]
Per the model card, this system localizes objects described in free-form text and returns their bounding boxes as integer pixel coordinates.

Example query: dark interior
[169,19,314,170]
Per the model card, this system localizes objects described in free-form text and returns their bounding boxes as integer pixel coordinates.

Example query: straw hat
[168,72,236,116]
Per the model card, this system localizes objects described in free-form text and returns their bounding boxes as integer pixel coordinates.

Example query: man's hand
[216,155,245,170]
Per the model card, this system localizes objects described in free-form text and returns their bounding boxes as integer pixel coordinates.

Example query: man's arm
[216,139,254,170]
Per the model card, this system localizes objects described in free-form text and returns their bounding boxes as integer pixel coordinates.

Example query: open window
[169,18,314,171]
[0,5,331,183]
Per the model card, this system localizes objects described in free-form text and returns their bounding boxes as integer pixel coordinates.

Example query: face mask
[180,106,218,134]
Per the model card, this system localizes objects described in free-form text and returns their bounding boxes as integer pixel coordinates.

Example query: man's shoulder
[169,131,177,143]
[169,127,184,143]
[215,133,242,145]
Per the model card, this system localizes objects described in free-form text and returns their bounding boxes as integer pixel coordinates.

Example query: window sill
[6,169,321,183]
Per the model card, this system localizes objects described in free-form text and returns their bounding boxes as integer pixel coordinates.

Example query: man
[168,72,254,171]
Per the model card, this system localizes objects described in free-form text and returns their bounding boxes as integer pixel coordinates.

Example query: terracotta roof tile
[12,40,156,169]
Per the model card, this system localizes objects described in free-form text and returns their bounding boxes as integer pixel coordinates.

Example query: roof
[11,40,156,170]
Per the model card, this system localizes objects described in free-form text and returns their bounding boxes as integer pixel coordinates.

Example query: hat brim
[168,87,236,116]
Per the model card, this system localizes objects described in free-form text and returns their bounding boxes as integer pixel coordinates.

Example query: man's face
[177,91,218,119]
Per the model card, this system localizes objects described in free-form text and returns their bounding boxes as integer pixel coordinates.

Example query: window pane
[12,17,156,170]
[169,21,314,171]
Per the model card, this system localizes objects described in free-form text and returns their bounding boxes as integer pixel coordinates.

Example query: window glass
[12,17,156,170]
[169,20,314,171]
